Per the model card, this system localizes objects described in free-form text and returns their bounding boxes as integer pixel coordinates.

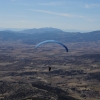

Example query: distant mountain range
[0,27,100,44]
[21,27,63,34]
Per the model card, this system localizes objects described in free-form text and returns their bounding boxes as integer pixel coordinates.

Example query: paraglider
[36,40,68,71]
[49,67,51,71]
[35,40,68,52]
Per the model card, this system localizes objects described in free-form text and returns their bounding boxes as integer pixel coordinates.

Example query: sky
[0,0,100,31]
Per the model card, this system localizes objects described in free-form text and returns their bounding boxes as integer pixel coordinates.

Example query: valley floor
[0,41,100,100]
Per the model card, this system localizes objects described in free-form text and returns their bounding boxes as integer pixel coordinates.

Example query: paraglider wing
[35,40,68,52]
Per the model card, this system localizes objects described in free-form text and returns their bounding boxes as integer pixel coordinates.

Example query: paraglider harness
[49,67,51,71]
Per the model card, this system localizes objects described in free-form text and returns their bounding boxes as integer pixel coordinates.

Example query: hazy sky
[0,0,100,31]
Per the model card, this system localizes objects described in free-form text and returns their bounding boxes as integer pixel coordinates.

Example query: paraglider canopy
[35,40,68,52]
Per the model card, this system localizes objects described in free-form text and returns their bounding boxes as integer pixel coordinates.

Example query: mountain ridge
[21,27,63,34]
[0,27,100,44]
